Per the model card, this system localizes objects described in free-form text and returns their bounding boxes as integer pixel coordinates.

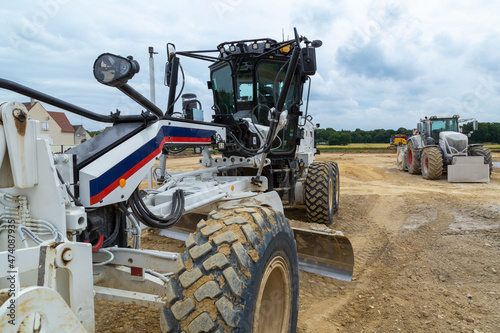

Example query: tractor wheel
[406,140,421,174]
[421,147,443,180]
[469,146,493,176]
[305,161,339,224]
[396,144,407,171]
[160,205,299,333]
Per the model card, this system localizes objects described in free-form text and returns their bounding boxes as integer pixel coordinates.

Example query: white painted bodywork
[0,101,283,331]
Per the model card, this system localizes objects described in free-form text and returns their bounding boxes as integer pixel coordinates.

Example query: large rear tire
[421,147,443,180]
[305,161,339,225]
[469,146,493,176]
[406,140,421,174]
[160,205,299,333]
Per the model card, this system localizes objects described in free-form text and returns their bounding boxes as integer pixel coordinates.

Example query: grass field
[486,144,500,150]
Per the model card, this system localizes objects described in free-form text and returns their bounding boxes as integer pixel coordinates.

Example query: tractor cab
[419,115,460,143]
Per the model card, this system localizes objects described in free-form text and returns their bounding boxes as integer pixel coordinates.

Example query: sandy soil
[95,151,500,333]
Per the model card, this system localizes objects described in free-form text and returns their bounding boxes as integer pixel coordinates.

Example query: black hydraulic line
[0,78,156,123]
[117,84,163,118]
[129,188,184,229]
[130,192,183,228]
[102,215,121,247]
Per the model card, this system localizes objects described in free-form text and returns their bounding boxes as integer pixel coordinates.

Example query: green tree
[339,132,351,145]
[350,132,362,143]
[328,132,340,145]
[88,130,103,137]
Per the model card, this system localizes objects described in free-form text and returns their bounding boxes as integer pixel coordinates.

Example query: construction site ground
[95,151,500,333]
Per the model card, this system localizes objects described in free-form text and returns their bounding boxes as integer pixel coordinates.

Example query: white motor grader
[0,29,353,332]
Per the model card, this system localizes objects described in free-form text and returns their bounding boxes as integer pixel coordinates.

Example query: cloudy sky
[1,0,499,131]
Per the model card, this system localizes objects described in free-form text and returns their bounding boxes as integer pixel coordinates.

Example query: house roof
[47,111,75,132]
[22,102,37,111]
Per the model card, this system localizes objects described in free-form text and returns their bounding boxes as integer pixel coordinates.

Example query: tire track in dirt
[321,193,458,332]
[298,194,393,332]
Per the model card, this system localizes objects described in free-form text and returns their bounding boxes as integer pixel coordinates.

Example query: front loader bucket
[292,227,354,282]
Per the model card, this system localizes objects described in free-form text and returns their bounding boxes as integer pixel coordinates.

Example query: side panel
[79,120,226,207]
[296,120,316,167]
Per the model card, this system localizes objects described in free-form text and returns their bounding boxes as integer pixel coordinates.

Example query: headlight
[93,53,140,87]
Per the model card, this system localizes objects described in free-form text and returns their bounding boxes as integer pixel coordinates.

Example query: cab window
[211,65,235,115]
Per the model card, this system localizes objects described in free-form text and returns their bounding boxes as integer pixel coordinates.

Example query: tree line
[316,122,500,145]
[462,122,500,144]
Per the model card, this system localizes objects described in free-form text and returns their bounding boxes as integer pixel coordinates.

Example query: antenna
[282,28,284,42]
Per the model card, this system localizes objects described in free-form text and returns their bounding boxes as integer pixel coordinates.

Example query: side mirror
[93,53,139,87]
[473,120,478,131]
[167,43,176,62]
[301,47,317,76]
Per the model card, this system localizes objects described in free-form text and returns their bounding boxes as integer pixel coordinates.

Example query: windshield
[430,118,458,141]
[431,119,458,132]
[256,61,300,153]
[211,59,300,154]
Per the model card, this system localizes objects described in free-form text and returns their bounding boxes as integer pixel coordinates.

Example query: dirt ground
[95,151,500,333]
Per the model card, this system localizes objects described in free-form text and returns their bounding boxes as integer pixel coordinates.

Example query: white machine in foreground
[0,29,353,333]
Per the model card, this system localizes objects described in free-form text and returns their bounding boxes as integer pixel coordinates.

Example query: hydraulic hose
[128,188,184,229]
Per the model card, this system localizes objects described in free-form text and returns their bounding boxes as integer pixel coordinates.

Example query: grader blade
[292,227,354,282]
[160,224,354,281]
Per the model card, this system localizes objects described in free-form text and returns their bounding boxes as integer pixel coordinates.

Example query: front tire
[469,146,493,176]
[421,147,443,180]
[305,161,339,225]
[160,205,299,333]
[406,140,421,174]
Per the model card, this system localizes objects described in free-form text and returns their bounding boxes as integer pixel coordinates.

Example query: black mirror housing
[301,47,317,76]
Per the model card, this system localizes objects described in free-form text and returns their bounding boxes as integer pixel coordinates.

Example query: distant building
[73,125,91,144]
[23,101,90,153]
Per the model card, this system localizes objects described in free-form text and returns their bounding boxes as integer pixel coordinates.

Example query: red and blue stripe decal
[89,125,215,205]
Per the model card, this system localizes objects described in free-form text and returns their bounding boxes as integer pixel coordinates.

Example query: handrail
[0,78,156,123]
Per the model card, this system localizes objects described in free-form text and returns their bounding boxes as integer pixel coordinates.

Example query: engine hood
[439,131,468,155]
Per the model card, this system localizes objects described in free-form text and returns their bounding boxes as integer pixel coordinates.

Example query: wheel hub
[253,255,291,333]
